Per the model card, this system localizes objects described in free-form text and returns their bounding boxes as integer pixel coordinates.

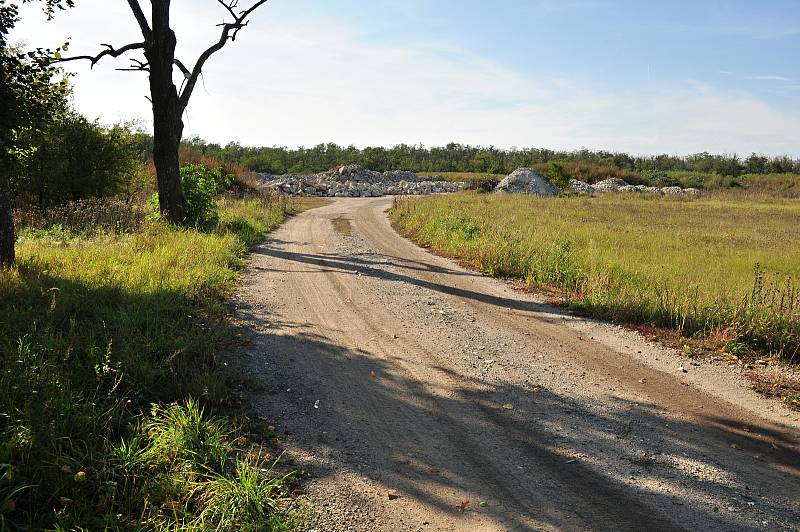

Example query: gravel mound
[593,178,630,192]
[568,179,596,195]
[494,168,559,196]
[255,165,464,197]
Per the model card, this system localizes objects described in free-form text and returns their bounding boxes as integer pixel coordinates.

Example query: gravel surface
[230,197,800,531]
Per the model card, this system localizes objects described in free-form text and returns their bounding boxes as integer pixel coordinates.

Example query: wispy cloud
[11,3,800,156]
[716,24,800,40]
[746,75,791,81]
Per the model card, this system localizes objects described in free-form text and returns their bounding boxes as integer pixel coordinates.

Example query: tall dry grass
[391,193,800,362]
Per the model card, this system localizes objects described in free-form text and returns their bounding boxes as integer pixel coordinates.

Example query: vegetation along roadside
[0,181,321,529]
[390,192,800,406]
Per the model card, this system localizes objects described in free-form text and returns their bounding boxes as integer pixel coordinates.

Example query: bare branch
[178,0,269,110]
[127,0,152,41]
[215,0,238,20]
[116,57,149,72]
[173,58,191,78]
[53,42,146,67]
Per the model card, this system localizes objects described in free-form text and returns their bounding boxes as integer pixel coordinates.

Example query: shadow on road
[252,244,563,316]
[232,310,800,531]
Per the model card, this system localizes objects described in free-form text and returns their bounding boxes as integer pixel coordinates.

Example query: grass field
[0,197,317,530]
[390,193,800,363]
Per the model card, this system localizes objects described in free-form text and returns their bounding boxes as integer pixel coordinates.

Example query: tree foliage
[149,163,234,227]
[0,0,71,265]
[11,114,145,207]
[178,138,800,178]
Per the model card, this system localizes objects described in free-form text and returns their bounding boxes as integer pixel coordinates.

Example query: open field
[0,197,321,530]
[390,193,800,363]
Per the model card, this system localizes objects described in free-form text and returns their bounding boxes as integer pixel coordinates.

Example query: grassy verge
[390,193,800,366]
[0,196,310,530]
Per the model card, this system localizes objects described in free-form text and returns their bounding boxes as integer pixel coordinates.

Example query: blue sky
[12,0,800,154]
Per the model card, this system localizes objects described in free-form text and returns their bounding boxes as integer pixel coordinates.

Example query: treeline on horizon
[160,137,800,177]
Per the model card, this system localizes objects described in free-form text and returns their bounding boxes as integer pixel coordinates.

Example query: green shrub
[545,162,572,188]
[149,164,234,227]
[640,169,680,187]
[704,174,742,188]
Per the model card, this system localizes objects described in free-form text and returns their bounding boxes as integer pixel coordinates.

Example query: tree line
[177,138,800,177]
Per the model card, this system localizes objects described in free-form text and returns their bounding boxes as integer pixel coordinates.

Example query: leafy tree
[58,0,269,224]
[0,0,70,266]
[11,113,143,206]
[161,140,797,179]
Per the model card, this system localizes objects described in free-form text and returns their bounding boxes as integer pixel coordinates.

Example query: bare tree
[59,0,268,223]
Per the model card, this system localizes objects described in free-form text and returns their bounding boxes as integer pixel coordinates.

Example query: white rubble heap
[568,178,596,195]
[494,168,560,196]
[570,178,699,196]
[256,165,465,197]
[257,164,700,198]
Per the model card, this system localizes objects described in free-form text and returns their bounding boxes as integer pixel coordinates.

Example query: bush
[11,114,145,208]
[149,164,233,227]
[545,162,572,188]
[640,169,680,187]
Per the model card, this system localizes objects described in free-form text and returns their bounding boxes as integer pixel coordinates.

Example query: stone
[254,166,465,197]
[568,179,595,195]
[494,168,559,196]
[593,178,630,192]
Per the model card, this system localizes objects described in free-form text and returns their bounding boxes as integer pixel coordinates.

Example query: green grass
[0,197,304,530]
[391,193,800,362]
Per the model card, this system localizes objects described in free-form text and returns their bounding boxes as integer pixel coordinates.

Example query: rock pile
[494,168,560,196]
[568,179,596,195]
[592,178,631,192]
[572,178,699,196]
[256,165,464,197]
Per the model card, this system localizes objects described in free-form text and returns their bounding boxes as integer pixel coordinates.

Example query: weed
[194,454,294,531]
[0,197,300,529]
[332,217,353,236]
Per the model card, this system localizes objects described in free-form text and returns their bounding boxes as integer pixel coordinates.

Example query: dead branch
[52,42,146,67]
[178,0,268,110]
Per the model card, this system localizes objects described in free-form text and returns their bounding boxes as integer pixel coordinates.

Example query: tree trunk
[0,149,15,267]
[147,0,186,223]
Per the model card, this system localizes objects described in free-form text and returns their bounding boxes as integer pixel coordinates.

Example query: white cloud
[746,75,791,81]
[11,2,800,156]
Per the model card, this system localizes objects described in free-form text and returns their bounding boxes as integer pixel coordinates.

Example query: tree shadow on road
[231,313,800,531]
[251,245,563,316]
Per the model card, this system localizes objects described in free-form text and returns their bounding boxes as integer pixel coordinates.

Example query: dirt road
[232,197,799,531]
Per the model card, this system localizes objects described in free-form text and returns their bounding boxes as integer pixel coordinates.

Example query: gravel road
[231,197,800,531]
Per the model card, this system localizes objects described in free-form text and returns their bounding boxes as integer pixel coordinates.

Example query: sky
[11,0,800,155]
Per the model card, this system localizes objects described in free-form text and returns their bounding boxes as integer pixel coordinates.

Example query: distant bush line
[170,137,799,179]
